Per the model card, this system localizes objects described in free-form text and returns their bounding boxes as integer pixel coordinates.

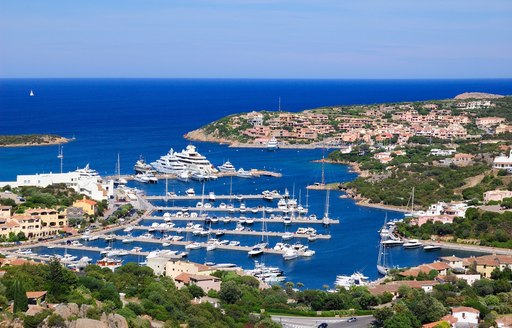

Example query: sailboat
[115,153,128,185]
[377,215,393,275]
[29,90,34,97]
[322,190,331,226]
[404,187,415,218]
[248,210,268,256]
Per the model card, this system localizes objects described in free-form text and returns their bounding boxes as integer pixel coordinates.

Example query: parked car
[317,323,328,328]
[347,317,358,323]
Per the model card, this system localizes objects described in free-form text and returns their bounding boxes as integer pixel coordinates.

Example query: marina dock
[49,238,288,255]
[106,169,282,182]
[146,194,282,201]
[131,226,331,239]
[144,215,339,225]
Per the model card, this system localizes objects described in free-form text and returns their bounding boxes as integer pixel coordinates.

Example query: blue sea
[1,78,512,288]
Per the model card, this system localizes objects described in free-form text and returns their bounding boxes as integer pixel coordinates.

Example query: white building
[493,151,512,170]
[451,306,479,327]
[0,172,113,201]
[430,149,456,156]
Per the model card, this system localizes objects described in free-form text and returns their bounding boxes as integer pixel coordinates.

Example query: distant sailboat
[29,90,35,97]
[322,189,331,226]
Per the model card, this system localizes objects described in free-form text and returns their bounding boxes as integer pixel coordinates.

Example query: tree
[12,279,28,313]
[46,258,77,302]
[219,281,242,304]
[374,307,394,325]
[187,284,205,298]
[384,311,421,328]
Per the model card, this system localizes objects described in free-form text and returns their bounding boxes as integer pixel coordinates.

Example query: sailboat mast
[411,187,415,215]
[324,190,330,218]
[57,144,64,174]
[321,142,325,185]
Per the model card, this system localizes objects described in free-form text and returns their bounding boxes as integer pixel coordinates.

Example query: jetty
[145,215,339,225]
[146,194,282,201]
[132,226,331,240]
[105,169,282,182]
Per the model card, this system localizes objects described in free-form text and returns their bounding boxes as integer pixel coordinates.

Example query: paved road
[271,315,374,328]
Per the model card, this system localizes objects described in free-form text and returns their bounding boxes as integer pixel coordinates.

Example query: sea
[1,78,512,289]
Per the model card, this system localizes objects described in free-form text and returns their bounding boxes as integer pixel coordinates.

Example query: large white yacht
[175,145,217,174]
[267,137,279,151]
[151,148,187,174]
[75,164,100,178]
[218,161,236,173]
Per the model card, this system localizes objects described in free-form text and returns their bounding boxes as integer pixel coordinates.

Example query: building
[0,207,67,240]
[451,306,479,327]
[430,149,456,156]
[399,261,451,278]
[470,254,512,278]
[0,206,12,219]
[440,256,464,270]
[367,280,438,298]
[165,260,215,279]
[476,117,505,127]
[452,153,475,166]
[174,273,221,293]
[496,315,512,328]
[0,172,114,201]
[72,196,97,216]
[494,151,512,170]
[483,190,512,204]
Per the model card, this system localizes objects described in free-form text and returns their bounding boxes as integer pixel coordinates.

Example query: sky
[0,0,511,78]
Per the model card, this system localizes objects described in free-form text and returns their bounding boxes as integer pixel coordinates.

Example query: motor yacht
[266,136,279,151]
[185,242,202,250]
[175,145,217,174]
[218,161,236,173]
[236,168,253,178]
[403,239,423,248]
[150,148,187,174]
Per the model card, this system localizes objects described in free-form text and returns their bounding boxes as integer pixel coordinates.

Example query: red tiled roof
[26,291,47,299]
[452,306,480,314]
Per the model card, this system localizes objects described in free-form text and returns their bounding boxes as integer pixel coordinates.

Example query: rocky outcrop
[54,303,80,320]
[68,318,108,328]
[44,303,128,328]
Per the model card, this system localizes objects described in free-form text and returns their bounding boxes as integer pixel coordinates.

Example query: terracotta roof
[26,291,47,299]
[75,198,97,206]
[440,255,463,262]
[399,261,450,277]
[452,306,480,314]
[194,263,212,272]
[496,315,512,327]
[175,273,218,284]
[368,280,438,295]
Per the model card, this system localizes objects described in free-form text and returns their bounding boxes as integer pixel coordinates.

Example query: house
[399,261,451,278]
[367,280,438,298]
[476,117,505,127]
[496,315,512,328]
[72,196,97,216]
[0,206,12,219]
[165,260,214,279]
[440,256,464,269]
[451,306,479,327]
[494,151,512,170]
[452,153,475,166]
[174,273,221,293]
[470,254,512,278]
[430,149,456,156]
[26,291,47,306]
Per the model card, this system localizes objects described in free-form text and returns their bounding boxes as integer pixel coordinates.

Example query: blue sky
[0,0,511,78]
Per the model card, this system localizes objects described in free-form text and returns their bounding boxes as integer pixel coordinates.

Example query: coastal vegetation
[396,208,512,248]
[0,261,382,327]
[0,134,69,147]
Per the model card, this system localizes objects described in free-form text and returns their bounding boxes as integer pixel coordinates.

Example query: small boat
[123,226,134,232]
[70,240,83,247]
[307,234,318,242]
[245,218,254,224]
[206,243,216,251]
[282,248,300,261]
[403,239,422,249]
[29,90,35,97]
[228,240,240,246]
[215,231,225,237]
[185,242,202,250]
[283,216,292,225]
[208,192,216,201]
[381,239,404,246]
[96,257,122,271]
[237,168,253,178]
[131,246,143,252]
[282,232,294,241]
[423,244,441,251]
[335,272,369,290]
[186,188,195,196]
[177,171,190,182]
[122,235,134,243]
[104,234,115,241]
[248,246,264,256]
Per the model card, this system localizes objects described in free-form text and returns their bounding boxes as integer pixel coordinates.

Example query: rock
[69,318,108,328]
[79,304,93,318]
[54,303,80,320]
[104,314,128,328]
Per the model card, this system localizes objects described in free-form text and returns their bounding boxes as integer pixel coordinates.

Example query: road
[271,315,374,328]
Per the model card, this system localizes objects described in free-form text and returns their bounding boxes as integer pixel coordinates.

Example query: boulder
[78,304,94,318]
[104,314,128,328]
[70,318,108,328]
[54,303,80,320]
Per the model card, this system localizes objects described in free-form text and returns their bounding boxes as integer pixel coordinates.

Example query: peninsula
[0,134,71,148]
[185,92,508,149]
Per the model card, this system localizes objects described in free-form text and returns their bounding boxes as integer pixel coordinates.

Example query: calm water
[1,79,511,288]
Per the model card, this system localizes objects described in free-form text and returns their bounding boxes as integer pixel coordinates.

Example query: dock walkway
[144,215,339,225]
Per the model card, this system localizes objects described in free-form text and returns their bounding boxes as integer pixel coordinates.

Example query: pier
[146,194,282,201]
[131,226,331,240]
[49,238,288,255]
[106,169,282,182]
[144,215,339,225]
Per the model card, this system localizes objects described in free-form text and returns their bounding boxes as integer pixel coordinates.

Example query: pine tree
[12,279,28,313]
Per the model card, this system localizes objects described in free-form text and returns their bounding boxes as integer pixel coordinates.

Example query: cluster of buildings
[370,253,512,327]
[0,197,97,241]
[411,202,469,226]
[237,98,504,147]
